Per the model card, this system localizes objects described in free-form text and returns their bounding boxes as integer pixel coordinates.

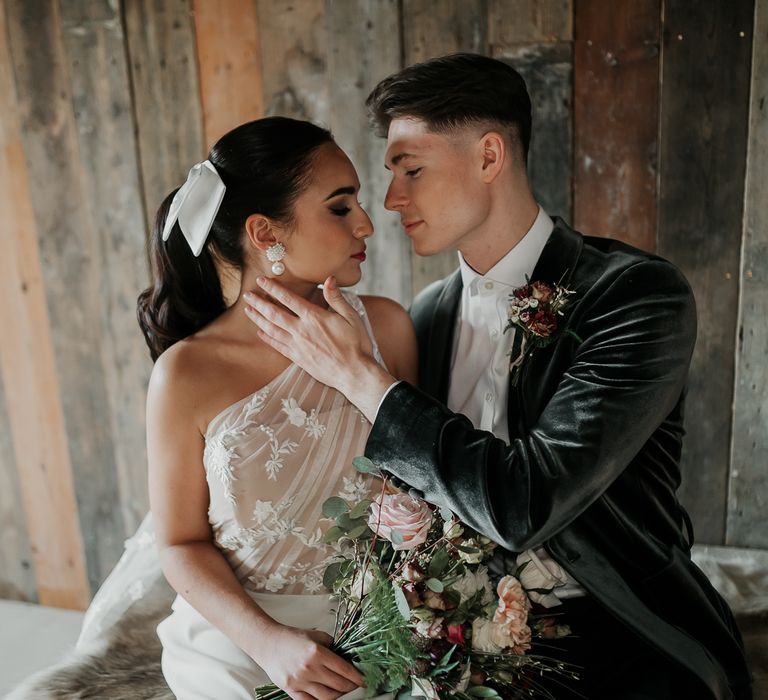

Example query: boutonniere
[504,276,581,386]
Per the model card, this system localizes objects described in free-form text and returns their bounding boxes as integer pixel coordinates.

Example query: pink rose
[368,492,433,551]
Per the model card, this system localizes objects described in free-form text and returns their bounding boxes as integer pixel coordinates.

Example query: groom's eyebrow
[384,152,416,170]
[324,186,356,201]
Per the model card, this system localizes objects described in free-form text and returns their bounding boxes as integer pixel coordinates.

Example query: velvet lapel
[507,218,584,432]
[424,269,463,403]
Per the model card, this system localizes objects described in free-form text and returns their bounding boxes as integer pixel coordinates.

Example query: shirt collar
[458,207,554,297]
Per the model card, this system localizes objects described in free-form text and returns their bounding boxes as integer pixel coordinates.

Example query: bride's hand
[256,626,364,700]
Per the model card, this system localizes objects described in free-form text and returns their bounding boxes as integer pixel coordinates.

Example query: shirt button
[490,329,499,338]
[485,392,493,402]
[484,281,494,290]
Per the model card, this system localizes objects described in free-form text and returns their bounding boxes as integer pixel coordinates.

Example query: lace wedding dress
[79,291,389,700]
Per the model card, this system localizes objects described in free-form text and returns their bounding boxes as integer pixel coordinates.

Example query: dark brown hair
[136,117,333,361]
[366,52,532,162]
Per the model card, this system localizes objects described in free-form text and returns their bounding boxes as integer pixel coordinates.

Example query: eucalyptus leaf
[468,687,500,698]
[439,505,454,522]
[350,499,373,519]
[323,526,344,544]
[338,513,367,531]
[428,546,449,578]
[352,456,378,474]
[347,524,370,539]
[425,578,444,593]
[322,496,349,518]
[455,544,481,554]
[392,583,412,620]
[322,561,342,590]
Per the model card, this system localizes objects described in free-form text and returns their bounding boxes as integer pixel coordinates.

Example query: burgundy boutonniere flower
[505,276,581,386]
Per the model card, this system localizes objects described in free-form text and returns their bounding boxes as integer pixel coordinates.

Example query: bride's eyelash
[406,167,422,177]
[330,206,351,216]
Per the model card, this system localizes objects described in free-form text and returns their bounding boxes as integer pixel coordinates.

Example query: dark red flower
[446,623,466,646]
[513,284,531,300]
[531,281,555,303]
[529,309,557,337]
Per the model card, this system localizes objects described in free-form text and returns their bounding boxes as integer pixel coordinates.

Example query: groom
[245,54,751,698]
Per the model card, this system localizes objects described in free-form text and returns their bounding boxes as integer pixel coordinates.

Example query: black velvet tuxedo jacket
[365,218,751,699]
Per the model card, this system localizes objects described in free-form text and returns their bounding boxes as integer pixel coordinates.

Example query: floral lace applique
[281,398,307,426]
[204,386,272,502]
[247,560,328,593]
[281,398,327,439]
[205,435,238,504]
[258,425,299,480]
[339,474,370,503]
[304,409,326,439]
[217,497,304,550]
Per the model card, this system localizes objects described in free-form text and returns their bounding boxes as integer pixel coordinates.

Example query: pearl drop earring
[266,242,286,276]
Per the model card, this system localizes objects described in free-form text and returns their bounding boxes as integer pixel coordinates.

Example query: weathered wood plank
[489,0,572,47]
[657,0,754,544]
[402,0,489,296]
[0,0,90,608]
[5,0,128,593]
[325,0,411,304]
[59,0,153,535]
[123,0,204,224]
[727,0,768,548]
[495,42,573,221]
[0,377,36,602]
[257,0,328,124]
[573,0,660,251]
[192,0,264,149]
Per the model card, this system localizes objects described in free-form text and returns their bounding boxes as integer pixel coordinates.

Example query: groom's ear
[245,214,281,252]
[478,131,506,184]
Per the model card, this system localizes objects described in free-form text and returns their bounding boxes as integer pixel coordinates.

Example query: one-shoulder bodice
[203,291,383,594]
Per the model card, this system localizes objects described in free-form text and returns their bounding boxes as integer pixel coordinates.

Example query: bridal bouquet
[254,458,578,700]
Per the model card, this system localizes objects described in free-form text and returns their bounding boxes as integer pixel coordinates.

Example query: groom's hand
[243,276,395,421]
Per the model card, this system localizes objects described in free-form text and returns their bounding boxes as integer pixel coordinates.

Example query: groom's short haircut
[366,52,532,164]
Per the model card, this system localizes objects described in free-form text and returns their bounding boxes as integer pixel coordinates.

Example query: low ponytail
[137,117,334,362]
[137,189,227,361]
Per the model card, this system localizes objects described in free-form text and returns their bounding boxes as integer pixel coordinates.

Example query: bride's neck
[222,267,324,335]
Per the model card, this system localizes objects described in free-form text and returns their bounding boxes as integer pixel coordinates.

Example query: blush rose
[367,492,433,551]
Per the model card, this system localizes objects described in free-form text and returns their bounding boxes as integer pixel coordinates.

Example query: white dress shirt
[446,207,584,602]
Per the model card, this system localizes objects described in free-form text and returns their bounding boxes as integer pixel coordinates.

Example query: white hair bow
[162,160,226,257]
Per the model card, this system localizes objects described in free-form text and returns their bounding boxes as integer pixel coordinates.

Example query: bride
[136,117,417,699]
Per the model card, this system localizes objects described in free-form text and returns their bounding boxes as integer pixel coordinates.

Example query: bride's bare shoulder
[147,336,216,411]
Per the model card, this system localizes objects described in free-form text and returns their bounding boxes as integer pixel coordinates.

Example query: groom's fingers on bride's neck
[256,276,314,319]
[243,292,298,332]
[244,306,293,348]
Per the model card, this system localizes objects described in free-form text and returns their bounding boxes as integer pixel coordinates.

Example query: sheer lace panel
[203,292,383,594]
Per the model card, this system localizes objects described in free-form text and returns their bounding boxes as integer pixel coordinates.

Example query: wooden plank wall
[657,0,755,544]
[727,0,767,548]
[573,0,660,252]
[0,0,764,608]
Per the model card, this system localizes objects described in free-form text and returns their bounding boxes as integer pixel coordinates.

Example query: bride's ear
[245,214,281,252]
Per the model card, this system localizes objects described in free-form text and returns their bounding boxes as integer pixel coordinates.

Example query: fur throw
[6,584,173,700]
